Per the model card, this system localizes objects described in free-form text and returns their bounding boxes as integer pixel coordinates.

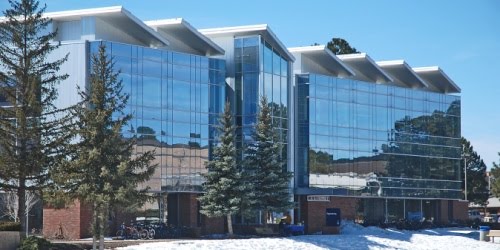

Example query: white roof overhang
[377,60,429,89]
[145,18,224,56]
[200,24,295,62]
[44,6,169,47]
[337,53,393,83]
[413,66,461,93]
[288,45,355,77]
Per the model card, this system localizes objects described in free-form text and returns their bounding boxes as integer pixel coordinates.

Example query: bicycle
[135,221,154,240]
[116,225,141,240]
[146,227,155,240]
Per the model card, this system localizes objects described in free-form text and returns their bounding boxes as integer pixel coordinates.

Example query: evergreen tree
[326,38,359,55]
[49,43,156,250]
[199,101,243,237]
[244,95,293,227]
[491,153,500,200]
[0,0,72,235]
[461,137,489,205]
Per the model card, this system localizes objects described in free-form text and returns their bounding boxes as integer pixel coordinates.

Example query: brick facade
[43,200,92,240]
[165,193,229,235]
[201,216,225,235]
[167,193,199,227]
[42,193,228,239]
[44,194,468,238]
[299,196,468,233]
[453,200,468,221]
[299,196,359,234]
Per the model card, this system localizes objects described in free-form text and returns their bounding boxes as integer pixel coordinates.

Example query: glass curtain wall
[296,73,462,199]
[90,41,225,193]
[234,36,289,170]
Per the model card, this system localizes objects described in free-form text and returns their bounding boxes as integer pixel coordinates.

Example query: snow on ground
[117,222,500,250]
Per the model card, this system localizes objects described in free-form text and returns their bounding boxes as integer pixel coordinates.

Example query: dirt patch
[50,239,178,249]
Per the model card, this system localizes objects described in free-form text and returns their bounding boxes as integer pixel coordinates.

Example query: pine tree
[0,0,72,235]
[326,38,359,55]
[199,101,243,237]
[461,137,489,205]
[243,95,293,227]
[49,43,156,250]
[491,153,500,200]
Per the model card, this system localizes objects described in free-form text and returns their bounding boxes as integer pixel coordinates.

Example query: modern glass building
[200,25,294,178]
[94,41,226,193]
[41,7,228,237]
[95,40,226,227]
[290,47,463,230]
[34,6,464,237]
[296,74,461,197]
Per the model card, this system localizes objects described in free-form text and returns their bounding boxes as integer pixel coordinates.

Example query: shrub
[0,221,21,231]
[19,236,52,250]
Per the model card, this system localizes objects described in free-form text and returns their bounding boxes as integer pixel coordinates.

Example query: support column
[403,199,406,219]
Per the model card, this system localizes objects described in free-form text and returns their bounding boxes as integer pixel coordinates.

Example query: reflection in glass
[89,41,225,193]
[296,73,462,200]
[234,36,291,173]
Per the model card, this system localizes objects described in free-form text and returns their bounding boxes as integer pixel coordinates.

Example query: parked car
[468,210,482,221]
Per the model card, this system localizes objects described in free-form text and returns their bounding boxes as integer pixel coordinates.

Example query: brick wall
[168,193,200,228]
[201,216,225,235]
[330,197,360,220]
[79,201,93,237]
[168,193,227,235]
[439,200,448,223]
[177,193,198,227]
[453,200,468,221]
[43,200,92,239]
[299,196,359,234]
[437,200,468,223]
[299,196,467,232]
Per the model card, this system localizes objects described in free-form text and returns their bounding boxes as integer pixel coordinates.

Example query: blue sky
[2,0,499,167]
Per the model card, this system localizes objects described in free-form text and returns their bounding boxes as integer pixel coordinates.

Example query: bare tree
[1,189,39,226]
[2,191,19,222]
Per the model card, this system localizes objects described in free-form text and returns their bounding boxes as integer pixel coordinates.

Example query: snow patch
[117,223,500,250]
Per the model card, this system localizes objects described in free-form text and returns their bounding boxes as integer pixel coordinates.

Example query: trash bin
[479,226,490,242]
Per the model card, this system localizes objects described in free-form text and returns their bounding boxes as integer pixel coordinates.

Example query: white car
[483,214,498,223]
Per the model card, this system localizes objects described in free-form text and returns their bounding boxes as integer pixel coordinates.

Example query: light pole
[463,150,470,201]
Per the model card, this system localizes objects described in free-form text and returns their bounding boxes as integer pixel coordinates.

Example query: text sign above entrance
[307,195,330,202]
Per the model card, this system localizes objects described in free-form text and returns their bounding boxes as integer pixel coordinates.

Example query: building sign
[307,195,330,202]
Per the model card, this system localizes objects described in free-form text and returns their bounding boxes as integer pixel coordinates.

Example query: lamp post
[463,150,470,201]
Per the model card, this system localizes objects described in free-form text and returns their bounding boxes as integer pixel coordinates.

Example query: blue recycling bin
[479,226,490,241]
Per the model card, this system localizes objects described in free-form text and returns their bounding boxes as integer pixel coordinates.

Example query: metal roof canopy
[413,66,461,94]
[45,6,169,48]
[288,45,355,77]
[377,60,429,89]
[199,24,295,62]
[337,53,393,83]
[145,18,224,56]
